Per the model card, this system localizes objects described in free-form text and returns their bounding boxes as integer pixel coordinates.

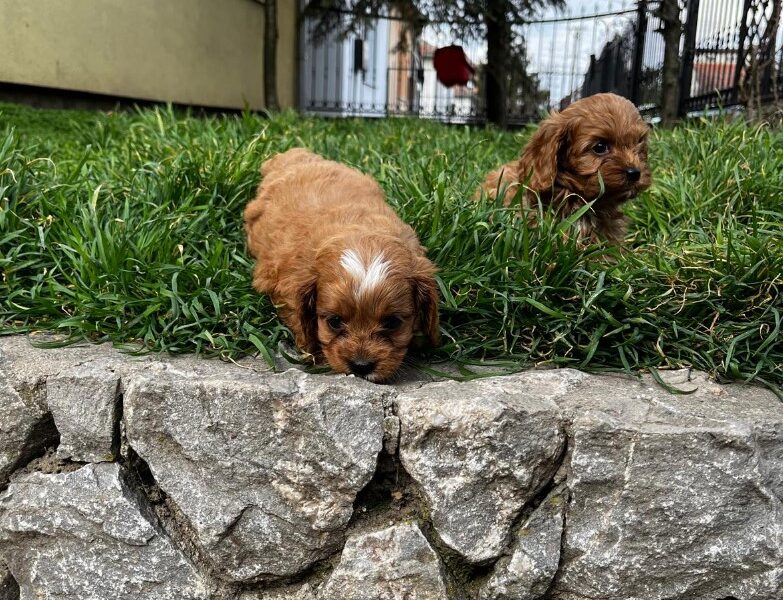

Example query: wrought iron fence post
[733,0,753,107]
[758,0,781,100]
[658,0,683,124]
[630,0,648,104]
[678,0,700,116]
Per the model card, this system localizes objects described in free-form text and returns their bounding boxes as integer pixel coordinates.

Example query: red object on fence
[432,45,475,88]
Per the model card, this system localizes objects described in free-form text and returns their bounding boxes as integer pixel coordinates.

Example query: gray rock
[383,415,400,455]
[0,339,139,481]
[46,358,121,462]
[479,488,565,600]
[319,523,448,600]
[552,370,783,600]
[396,376,569,563]
[4,335,783,600]
[124,367,386,582]
[0,351,56,486]
[240,583,318,600]
[0,566,18,600]
[0,339,277,470]
[0,463,208,600]
[0,337,124,384]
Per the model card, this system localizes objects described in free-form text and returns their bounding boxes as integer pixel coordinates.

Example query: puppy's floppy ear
[277,270,319,356]
[294,276,319,355]
[410,256,441,347]
[519,112,571,193]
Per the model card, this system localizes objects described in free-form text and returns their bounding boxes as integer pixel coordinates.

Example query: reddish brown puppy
[481,93,652,243]
[244,148,440,382]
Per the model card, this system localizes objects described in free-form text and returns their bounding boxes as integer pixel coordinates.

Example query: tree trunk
[264,0,280,111]
[485,2,511,128]
[659,0,681,126]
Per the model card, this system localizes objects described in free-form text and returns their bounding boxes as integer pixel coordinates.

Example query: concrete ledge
[1,337,782,599]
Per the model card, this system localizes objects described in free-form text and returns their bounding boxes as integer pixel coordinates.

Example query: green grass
[1,102,781,391]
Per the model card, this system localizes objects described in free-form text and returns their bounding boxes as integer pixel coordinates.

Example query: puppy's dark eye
[592,141,610,155]
[326,315,344,331]
[381,316,402,331]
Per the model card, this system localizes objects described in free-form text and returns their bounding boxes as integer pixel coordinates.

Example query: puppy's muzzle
[348,358,377,377]
[624,167,641,183]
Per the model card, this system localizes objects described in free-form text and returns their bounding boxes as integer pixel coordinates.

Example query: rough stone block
[479,488,565,600]
[46,358,121,462]
[552,370,783,600]
[396,376,568,563]
[0,566,18,600]
[239,583,317,600]
[319,523,448,599]
[0,349,56,487]
[0,463,208,600]
[124,367,386,582]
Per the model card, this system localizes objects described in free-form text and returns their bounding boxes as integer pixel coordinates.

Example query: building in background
[298,10,392,117]
[298,9,481,121]
[0,0,297,110]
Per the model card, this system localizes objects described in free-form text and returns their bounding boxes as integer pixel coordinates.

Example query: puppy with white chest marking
[244,148,440,382]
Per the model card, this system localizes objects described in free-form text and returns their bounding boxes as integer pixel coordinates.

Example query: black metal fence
[587,0,783,118]
[579,1,665,112]
[299,1,783,124]
[679,0,782,116]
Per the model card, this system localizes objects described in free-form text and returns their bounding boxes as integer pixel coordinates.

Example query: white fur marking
[340,249,390,297]
[363,253,391,292]
[339,249,366,281]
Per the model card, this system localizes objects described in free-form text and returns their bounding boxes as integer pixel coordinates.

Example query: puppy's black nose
[348,359,376,376]
[625,167,641,183]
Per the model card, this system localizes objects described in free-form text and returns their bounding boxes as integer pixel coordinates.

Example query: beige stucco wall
[276,0,298,109]
[0,0,297,110]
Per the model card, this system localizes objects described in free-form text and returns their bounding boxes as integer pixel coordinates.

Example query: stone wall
[1,336,782,600]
